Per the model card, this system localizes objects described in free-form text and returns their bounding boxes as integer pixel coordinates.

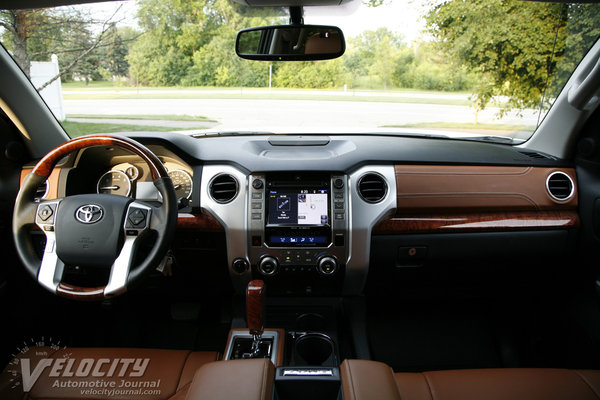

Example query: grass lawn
[61,121,202,137]
[66,113,217,122]
[382,122,535,133]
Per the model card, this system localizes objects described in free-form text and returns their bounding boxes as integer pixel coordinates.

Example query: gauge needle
[100,186,120,190]
[174,184,181,189]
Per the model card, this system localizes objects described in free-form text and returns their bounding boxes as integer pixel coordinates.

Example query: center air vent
[209,174,238,203]
[546,171,574,201]
[358,173,387,203]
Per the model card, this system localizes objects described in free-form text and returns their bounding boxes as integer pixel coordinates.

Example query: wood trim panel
[32,135,168,179]
[373,211,580,234]
[394,165,577,212]
[20,168,61,199]
[177,213,224,231]
[56,282,106,301]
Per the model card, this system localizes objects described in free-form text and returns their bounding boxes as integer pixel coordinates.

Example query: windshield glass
[1,0,600,143]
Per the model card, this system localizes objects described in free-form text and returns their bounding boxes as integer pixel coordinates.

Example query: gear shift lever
[246,280,265,358]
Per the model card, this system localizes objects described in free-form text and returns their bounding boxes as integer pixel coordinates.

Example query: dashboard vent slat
[209,174,238,203]
[546,171,574,201]
[35,181,49,200]
[519,151,554,160]
[358,173,387,203]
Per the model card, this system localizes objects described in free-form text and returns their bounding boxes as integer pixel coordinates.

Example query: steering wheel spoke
[34,199,64,293]
[104,201,152,297]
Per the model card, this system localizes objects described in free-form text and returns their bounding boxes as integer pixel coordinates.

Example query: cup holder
[294,333,334,366]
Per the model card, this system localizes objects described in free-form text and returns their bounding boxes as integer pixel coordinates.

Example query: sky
[305,1,427,42]
[83,0,428,43]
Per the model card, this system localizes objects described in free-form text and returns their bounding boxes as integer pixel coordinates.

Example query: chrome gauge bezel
[168,169,193,199]
[124,163,140,181]
[97,170,132,197]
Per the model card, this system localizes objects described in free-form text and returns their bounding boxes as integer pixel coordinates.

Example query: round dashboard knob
[317,256,338,275]
[252,179,264,189]
[258,256,278,275]
[232,258,249,274]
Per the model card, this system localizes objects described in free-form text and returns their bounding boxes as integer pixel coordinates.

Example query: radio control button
[259,256,278,275]
[317,256,338,275]
[252,202,262,209]
[252,192,262,199]
[333,178,344,189]
[251,213,262,220]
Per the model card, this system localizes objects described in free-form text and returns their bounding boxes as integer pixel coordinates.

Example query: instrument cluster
[97,161,193,200]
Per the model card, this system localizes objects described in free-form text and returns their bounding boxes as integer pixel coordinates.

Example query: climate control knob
[258,256,279,276]
[317,256,338,275]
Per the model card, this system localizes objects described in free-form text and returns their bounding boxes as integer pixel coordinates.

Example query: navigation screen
[267,189,329,226]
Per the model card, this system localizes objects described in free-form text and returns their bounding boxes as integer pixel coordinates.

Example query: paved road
[68,117,216,129]
[64,98,540,136]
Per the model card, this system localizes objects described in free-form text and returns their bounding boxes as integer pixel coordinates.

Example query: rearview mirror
[236,25,345,61]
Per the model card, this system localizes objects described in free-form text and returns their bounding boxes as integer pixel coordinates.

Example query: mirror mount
[289,6,304,25]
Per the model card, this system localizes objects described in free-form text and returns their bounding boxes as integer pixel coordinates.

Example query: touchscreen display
[267,189,329,226]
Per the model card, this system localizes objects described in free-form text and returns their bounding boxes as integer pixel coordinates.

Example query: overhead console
[200,165,397,296]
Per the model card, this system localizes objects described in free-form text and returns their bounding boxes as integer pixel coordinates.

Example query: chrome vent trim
[358,173,388,203]
[546,171,574,201]
[209,174,238,203]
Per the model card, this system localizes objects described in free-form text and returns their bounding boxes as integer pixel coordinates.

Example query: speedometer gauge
[97,170,131,196]
[168,169,193,199]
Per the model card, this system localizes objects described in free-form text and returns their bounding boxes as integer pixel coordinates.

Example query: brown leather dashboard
[373,165,579,234]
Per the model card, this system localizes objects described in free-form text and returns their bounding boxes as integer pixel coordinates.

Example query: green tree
[129,0,283,86]
[426,0,600,114]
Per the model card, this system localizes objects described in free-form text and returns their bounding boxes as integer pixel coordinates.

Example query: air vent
[546,171,574,201]
[519,151,554,160]
[209,174,238,203]
[34,181,49,200]
[358,173,387,203]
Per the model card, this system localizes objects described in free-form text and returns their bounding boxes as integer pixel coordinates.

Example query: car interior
[2,0,600,399]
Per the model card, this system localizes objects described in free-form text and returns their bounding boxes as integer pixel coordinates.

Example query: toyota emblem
[75,204,104,224]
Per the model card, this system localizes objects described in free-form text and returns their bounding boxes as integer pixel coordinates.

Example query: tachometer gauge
[97,170,131,196]
[124,164,140,180]
[168,169,193,199]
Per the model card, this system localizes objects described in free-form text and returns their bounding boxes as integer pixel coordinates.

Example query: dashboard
[19,133,579,296]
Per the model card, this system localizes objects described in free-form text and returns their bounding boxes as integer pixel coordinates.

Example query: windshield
[1,0,600,143]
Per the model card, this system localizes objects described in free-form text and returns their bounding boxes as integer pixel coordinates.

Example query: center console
[246,173,349,293]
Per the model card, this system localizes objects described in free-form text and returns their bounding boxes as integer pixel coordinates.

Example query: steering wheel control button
[317,256,338,275]
[258,256,278,275]
[127,208,147,228]
[232,258,250,274]
[38,205,54,221]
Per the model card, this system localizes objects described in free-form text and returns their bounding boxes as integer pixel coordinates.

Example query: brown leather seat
[0,346,219,400]
[341,359,600,400]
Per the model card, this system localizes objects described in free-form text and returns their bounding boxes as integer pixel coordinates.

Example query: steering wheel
[12,135,178,301]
